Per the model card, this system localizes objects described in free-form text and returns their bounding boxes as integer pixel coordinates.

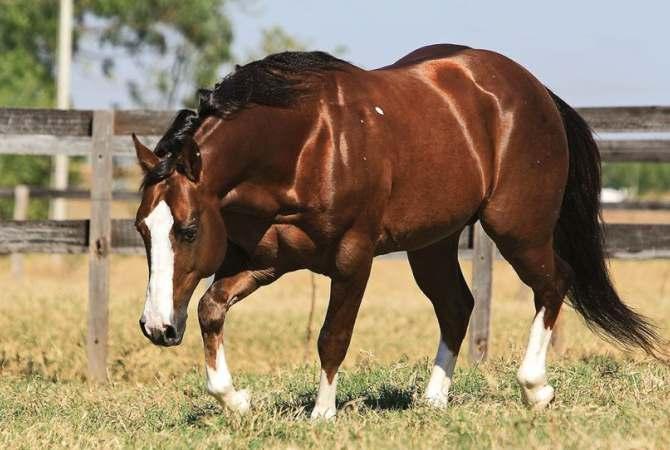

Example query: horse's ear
[133,133,159,174]
[179,136,202,183]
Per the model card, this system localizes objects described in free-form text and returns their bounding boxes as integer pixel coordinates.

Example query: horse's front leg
[311,240,374,420]
[198,271,259,413]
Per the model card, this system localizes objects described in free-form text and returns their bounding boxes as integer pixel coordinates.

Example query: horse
[133,44,663,418]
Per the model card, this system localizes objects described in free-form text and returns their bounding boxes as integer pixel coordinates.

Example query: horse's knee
[198,292,226,333]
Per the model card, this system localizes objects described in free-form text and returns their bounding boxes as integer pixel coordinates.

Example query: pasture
[1,254,669,449]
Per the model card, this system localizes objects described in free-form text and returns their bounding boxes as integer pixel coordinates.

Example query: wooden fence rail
[3,187,669,210]
[1,106,669,376]
[0,187,140,200]
[2,219,668,256]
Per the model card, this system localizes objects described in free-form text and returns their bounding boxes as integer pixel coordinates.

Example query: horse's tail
[548,89,665,358]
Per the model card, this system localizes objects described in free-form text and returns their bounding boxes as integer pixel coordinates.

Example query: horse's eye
[177,225,198,243]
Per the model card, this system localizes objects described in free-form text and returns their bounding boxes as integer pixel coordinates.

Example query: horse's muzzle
[139,318,183,347]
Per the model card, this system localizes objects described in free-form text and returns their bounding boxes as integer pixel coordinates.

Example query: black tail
[548,90,665,358]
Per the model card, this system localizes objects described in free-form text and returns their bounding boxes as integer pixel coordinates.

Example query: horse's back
[377,44,473,69]
[347,45,568,253]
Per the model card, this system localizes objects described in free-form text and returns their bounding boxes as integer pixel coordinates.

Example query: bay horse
[133,44,663,418]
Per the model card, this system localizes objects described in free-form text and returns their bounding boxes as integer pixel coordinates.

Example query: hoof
[211,388,251,414]
[310,406,337,420]
[423,393,449,409]
[522,384,555,410]
[227,389,251,414]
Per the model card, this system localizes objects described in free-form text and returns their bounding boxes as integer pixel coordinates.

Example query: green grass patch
[1,358,668,449]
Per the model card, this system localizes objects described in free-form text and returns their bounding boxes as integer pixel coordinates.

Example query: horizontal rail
[598,140,670,162]
[2,220,669,258]
[0,187,140,200]
[0,219,142,254]
[0,109,93,136]
[602,200,670,210]
[0,109,174,136]
[579,106,670,133]
[1,107,670,160]
[604,223,670,257]
[0,134,160,156]
[0,187,665,209]
[1,133,669,161]
[1,107,670,137]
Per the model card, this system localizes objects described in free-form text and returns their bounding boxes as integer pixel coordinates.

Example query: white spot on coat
[374,106,384,115]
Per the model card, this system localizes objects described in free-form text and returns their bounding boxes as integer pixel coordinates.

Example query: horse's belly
[377,216,473,254]
[376,164,483,254]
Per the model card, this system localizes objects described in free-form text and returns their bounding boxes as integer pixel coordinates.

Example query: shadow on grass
[270,383,415,417]
[182,403,223,425]
[359,384,415,410]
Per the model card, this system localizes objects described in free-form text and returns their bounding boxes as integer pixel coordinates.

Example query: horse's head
[133,134,227,346]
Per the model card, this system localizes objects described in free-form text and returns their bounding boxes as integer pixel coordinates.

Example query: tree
[0,0,236,218]
[79,0,234,108]
[241,25,347,65]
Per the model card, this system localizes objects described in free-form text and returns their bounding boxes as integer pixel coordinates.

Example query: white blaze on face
[206,342,250,413]
[517,307,555,408]
[424,337,456,407]
[142,200,175,328]
[311,370,338,420]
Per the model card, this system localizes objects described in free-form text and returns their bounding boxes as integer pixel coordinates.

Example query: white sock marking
[517,307,555,408]
[142,200,174,327]
[424,338,456,407]
[206,342,250,413]
[311,370,338,419]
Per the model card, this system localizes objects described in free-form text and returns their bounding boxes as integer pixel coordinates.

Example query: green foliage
[78,0,234,108]
[1,359,669,449]
[250,25,309,60]
[602,163,670,195]
[0,0,235,218]
[0,2,60,218]
[242,25,348,65]
[0,1,59,108]
[0,156,51,219]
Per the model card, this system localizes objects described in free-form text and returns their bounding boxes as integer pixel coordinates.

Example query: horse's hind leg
[482,222,572,408]
[407,232,474,407]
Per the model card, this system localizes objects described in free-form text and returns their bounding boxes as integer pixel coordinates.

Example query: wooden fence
[1,107,670,378]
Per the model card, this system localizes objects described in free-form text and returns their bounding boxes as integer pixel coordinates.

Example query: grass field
[1,255,669,449]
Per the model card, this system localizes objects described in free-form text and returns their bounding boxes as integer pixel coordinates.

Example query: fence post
[303,272,317,361]
[87,110,113,382]
[469,222,494,363]
[10,185,29,278]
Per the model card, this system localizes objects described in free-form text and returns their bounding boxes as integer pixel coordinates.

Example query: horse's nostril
[139,318,151,339]
[164,324,177,340]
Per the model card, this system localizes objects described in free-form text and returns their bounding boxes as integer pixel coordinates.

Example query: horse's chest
[226,214,324,271]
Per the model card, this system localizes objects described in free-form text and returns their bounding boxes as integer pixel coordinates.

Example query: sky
[72,0,670,109]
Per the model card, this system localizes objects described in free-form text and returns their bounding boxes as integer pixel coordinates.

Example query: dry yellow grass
[1,255,668,380]
[1,254,669,448]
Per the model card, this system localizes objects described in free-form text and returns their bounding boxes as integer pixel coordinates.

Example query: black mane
[142,51,350,189]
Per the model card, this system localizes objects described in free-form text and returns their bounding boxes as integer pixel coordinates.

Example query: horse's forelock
[140,155,177,190]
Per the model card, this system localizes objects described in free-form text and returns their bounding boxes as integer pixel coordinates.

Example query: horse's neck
[204,106,315,202]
